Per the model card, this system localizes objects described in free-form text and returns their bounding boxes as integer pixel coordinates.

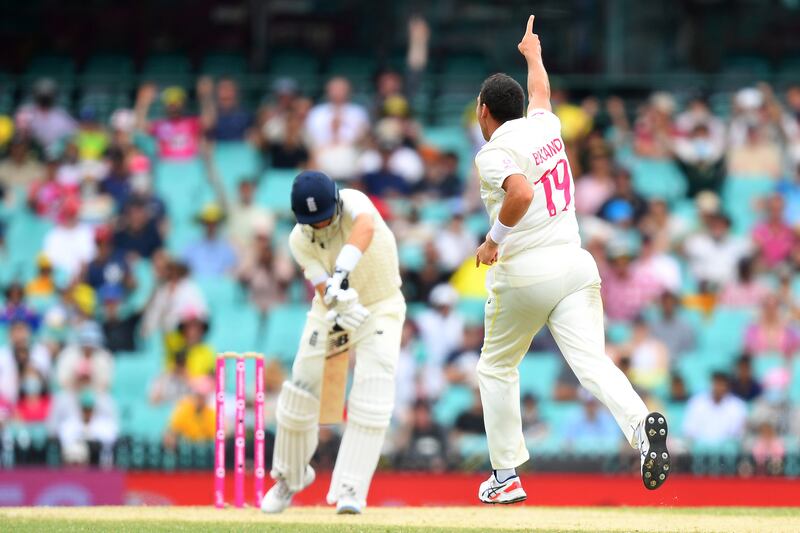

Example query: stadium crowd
[1,22,800,475]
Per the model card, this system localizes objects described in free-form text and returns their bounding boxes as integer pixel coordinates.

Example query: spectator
[164,376,215,448]
[638,199,690,251]
[728,124,782,179]
[163,311,215,378]
[236,231,293,317]
[149,350,192,405]
[443,323,483,387]
[777,162,800,226]
[684,213,751,289]
[0,282,40,329]
[750,420,785,474]
[266,103,310,169]
[0,320,51,404]
[617,317,670,391]
[360,118,425,186]
[682,372,747,444]
[0,137,44,193]
[259,77,301,147]
[417,151,463,199]
[744,294,800,357]
[360,140,412,198]
[597,167,648,224]
[56,321,113,391]
[668,373,689,403]
[18,78,76,151]
[563,393,619,445]
[42,197,96,280]
[198,77,253,141]
[135,84,202,160]
[394,399,447,471]
[306,77,369,181]
[14,366,50,423]
[649,292,696,358]
[113,196,164,260]
[84,225,133,294]
[752,194,794,268]
[575,150,616,216]
[718,257,770,308]
[434,214,478,274]
[521,394,548,442]
[453,392,485,435]
[74,106,109,161]
[142,258,207,335]
[57,387,118,466]
[600,241,662,321]
[99,285,141,353]
[99,147,133,212]
[673,121,726,197]
[183,204,237,277]
[730,355,762,401]
[25,254,57,298]
[636,234,681,293]
[633,92,676,159]
[28,156,78,222]
[226,179,275,253]
[416,284,465,397]
[749,367,800,438]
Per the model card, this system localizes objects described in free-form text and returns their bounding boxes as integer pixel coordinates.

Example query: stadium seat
[327,53,376,89]
[262,304,308,363]
[790,358,800,403]
[676,351,721,394]
[201,53,248,76]
[721,176,775,235]
[629,158,687,203]
[398,243,425,271]
[752,353,787,381]
[212,141,261,193]
[433,384,474,427]
[255,169,296,213]
[456,298,485,324]
[665,402,687,438]
[153,159,211,224]
[519,352,560,400]
[698,307,754,357]
[112,356,160,400]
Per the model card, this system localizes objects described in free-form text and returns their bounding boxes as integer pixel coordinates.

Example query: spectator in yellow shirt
[164,376,215,448]
[164,312,214,377]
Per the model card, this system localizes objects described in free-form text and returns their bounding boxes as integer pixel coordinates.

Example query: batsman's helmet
[291,170,339,224]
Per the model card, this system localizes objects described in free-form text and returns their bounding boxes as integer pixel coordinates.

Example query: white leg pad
[272,381,320,491]
[326,373,394,507]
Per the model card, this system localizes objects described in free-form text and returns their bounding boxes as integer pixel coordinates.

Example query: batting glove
[323,268,349,307]
[325,303,370,333]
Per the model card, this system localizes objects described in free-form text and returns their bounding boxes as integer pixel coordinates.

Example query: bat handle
[332,277,349,332]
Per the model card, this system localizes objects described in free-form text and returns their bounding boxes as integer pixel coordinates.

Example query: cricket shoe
[638,411,670,490]
[478,473,527,504]
[335,484,361,515]
[260,466,315,513]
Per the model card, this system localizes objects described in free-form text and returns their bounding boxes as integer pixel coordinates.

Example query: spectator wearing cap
[673,120,726,198]
[28,155,79,221]
[56,321,113,391]
[599,241,662,321]
[266,103,310,169]
[0,137,44,193]
[135,83,202,160]
[0,283,40,329]
[100,284,141,353]
[42,196,96,280]
[141,258,207,335]
[74,106,109,161]
[113,196,164,260]
[744,293,800,357]
[17,78,76,151]
[648,292,696,358]
[597,167,647,224]
[164,311,215,378]
[416,284,465,398]
[683,372,747,445]
[752,194,795,268]
[684,212,751,289]
[164,376,216,449]
[197,76,253,142]
[83,225,134,294]
[25,254,57,298]
[0,320,51,404]
[183,204,237,277]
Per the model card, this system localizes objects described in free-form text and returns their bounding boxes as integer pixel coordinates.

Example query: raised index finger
[526,15,535,34]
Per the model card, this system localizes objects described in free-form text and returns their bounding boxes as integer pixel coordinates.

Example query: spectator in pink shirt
[744,294,800,357]
[135,84,202,160]
[752,194,795,267]
[600,241,664,321]
[575,150,615,216]
[718,257,770,308]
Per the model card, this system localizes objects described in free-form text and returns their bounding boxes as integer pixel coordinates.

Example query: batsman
[261,170,405,515]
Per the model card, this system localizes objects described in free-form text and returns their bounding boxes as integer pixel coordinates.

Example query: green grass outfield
[2,506,799,532]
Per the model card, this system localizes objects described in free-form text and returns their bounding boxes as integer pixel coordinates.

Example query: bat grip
[332,277,349,332]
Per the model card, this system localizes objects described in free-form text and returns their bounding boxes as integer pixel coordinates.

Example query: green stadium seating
[519,352,560,400]
[25,55,76,82]
[790,358,800,403]
[665,402,686,438]
[433,384,474,426]
[328,53,376,89]
[698,307,755,357]
[262,304,308,363]
[201,53,248,76]
[398,243,425,271]
[752,353,787,381]
[153,159,211,224]
[456,298,485,325]
[629,158,687,202]
[255,169,296,213]
[721,176,775,234]
[84,54,135,78]
[212,141,261,193]
[540,401,582,427]
[676,351,720,394]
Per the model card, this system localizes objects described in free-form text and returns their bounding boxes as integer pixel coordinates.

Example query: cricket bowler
[472,15,670,503]
[261,170,406,514]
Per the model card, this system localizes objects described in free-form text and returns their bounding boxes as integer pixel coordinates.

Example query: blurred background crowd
[2,0,800,479]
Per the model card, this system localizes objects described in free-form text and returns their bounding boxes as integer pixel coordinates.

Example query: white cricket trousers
[478,244,648,469]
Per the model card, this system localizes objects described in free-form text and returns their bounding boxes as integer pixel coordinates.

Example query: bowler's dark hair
[479,73,524,123]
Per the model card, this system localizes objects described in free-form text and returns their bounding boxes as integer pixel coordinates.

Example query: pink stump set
[214,351,265,508]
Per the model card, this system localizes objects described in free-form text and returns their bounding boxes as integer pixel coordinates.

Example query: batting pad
[272,381,320,491]
[326,372,394,506]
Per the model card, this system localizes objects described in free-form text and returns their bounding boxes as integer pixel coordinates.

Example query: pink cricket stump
[234,355,246,508]
[254,356,265,506]
[214,356,226,508]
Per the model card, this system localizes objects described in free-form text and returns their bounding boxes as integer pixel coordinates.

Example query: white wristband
[488,218,513,244]
[335,244,363,273]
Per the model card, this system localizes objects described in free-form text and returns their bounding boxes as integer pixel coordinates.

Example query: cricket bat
[319,279,351,424]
